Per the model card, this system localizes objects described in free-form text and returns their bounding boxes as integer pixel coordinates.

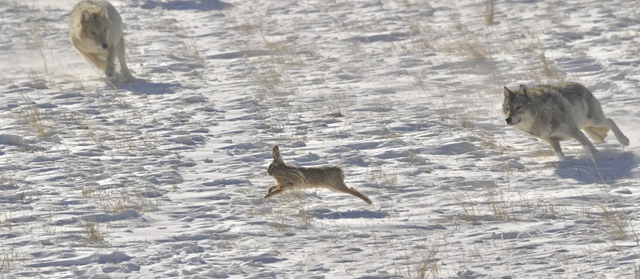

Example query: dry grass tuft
[598,204,630,240]
[524,34,566,81]
[454,35,489,61]
[397,244,440,279]
[393,0,412,9]
[255,192,316,234]
[453,193,477,222]
[417,246,439,279]
[446,13,491,61]
[30,22,49,73]
[81,184,159,214]
[539,52,555,78]
[151,1,204,65]
[82,220,106,243]
[0,250,24,275]
[365,168,398,188]
[484,0,495,25]
[20,94,48,137]
[484,185,515,222]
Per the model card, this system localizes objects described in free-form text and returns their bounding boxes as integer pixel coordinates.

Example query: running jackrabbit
[265,146,372,204]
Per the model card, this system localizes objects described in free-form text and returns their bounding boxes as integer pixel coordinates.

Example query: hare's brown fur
[265,146,372,204]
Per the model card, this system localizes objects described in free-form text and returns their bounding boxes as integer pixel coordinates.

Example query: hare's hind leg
[334,182,372,204]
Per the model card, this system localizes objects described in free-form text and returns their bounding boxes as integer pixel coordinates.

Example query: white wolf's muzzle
[505,117,520,125]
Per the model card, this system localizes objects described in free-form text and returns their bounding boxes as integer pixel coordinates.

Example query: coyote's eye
[90,31,97,35]
[515,106,522,111]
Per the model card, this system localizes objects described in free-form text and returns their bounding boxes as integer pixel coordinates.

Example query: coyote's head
[80,7,111,51]
[502,85,533,126]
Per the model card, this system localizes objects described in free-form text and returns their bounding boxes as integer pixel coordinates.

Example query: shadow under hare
[264,146,372,204]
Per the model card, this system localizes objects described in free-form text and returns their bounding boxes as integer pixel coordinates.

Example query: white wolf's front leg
[79,52,106,70]
[572,129,598,156]
[105,47,116,77]
[547,139,566,161]
[117,37,135,82]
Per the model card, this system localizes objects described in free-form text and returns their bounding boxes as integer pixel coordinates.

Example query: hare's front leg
[264,180,294,200]
[264,186,285,199]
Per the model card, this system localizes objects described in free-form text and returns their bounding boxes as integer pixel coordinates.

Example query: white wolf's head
[502,85,534,126]
[80,7,111,51]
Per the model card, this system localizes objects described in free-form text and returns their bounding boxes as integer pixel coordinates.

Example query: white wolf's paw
[123,73,136,83]
[556,154,566,161]
[620,136,630,146]
[105,66,115,77]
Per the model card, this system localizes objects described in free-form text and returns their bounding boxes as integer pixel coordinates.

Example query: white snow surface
[1,0,640,278]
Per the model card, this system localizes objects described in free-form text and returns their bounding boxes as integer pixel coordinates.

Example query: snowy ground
[1,0,640,278]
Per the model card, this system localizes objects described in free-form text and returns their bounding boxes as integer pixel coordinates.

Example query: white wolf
[502,82,629,160]
[265,146,372,204]
[69,0,135,82]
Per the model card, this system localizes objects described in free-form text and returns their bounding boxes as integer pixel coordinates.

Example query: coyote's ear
[518,84,529,97]
[272,146,283,163]
[81,11,92,23]
[503,86,514,99]
[98,7,108,20]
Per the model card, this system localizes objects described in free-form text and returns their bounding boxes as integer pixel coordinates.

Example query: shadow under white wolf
[69,0,135,82]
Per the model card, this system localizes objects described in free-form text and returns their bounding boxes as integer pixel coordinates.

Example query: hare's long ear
[272,146,284,163]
